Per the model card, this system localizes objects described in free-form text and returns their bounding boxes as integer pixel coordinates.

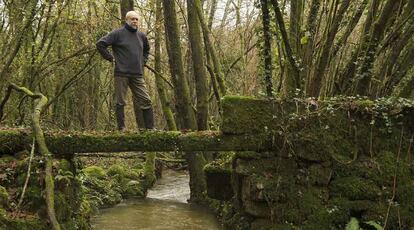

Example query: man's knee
[140,100,152,110]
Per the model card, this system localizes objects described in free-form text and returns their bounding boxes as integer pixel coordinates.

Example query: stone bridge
[1,96,413,229]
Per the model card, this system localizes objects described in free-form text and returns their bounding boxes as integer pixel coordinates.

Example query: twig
[145,64,174,88]
[16,138,36,210]
[407,133,413,163]
[383,127,404,229]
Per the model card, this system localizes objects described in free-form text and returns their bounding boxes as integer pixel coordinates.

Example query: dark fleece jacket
[96,24,150,77]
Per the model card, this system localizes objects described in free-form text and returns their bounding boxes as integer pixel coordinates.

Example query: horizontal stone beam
[0,129,277,156]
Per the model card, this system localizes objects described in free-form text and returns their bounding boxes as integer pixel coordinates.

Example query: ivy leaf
[300,35,309,45]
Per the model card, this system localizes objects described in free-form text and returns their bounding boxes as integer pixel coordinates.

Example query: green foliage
[0,185,8,207]
[346,218,360,230]
[82,166,106,179]
[107,164,127,177]
[345,217,383,230]
[55,169,75,186]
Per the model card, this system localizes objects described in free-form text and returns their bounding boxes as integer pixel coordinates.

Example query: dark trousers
[114,76,154,130]
[115,76,152,109]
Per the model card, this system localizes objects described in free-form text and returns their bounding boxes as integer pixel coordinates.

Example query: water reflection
[92,170,222,230]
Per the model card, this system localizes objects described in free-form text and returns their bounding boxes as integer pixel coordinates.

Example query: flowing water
[91,170,222,230]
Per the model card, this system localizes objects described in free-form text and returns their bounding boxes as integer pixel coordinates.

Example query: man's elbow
[96,41,104,50]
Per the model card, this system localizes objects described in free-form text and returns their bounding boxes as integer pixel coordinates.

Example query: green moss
[82,166,106,179]
[123,180,144,197]
[58,159,72,172]
[308,165,332,186]
[0,155,15,164]
[107,164,126,177]
[330,177,381,200]
[235,151,276,159]
[82,175,121,209]
[0,216,47,230]
[143,152,156,189]
[55,193,71,222]
[204,164,231,174]
[303,206,349,230]
[0,130,29,155]
[23,186,44,212]
[0,185,8,208]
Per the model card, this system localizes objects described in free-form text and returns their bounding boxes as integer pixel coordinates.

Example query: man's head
[125,11,139,29]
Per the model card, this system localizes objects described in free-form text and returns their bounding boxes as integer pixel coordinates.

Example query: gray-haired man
[96,11,154,131]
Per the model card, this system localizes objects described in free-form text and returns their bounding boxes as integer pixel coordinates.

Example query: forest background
[0,0,413,132]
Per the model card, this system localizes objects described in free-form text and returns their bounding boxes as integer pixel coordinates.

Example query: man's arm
[143,34,150,64]
[96,31,118,62]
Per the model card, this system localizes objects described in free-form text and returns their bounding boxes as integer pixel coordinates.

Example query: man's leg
[114,76,129,131]
[129,77,154,129]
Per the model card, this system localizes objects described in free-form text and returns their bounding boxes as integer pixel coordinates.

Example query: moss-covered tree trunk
[196,3,227,97]
[354,0,398,96]
[162,0,206,202]
[154,0,177,131]
[307,0,350,97]
[187,0,209,131]
[337,0,380,95]
[259,0,273,97]
[6,84,61,230]
[302,0,321,93]
[270,0,300,97]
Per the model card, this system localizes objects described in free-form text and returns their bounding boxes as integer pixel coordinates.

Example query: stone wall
[206,96,414,229]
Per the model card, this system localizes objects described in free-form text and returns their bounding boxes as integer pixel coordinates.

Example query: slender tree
[154,0,177,131]
[187,0,209,130]
[259,0,273,97]
[162,0,206,202]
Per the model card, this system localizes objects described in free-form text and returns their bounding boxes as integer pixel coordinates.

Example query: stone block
[205,169,233,201]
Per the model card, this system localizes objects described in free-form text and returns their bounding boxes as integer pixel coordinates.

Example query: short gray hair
[125,11,139,19]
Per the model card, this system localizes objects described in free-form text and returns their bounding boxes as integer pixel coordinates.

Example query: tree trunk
[120,0,134,22]
[187,0,209,131]
[162,0,206,202]
[307,0,350,97]
[337,0,380,95]
[270,0,300,97]
[154,0,177,131]
[259,0,273,97]
[196,3,227,96]
[354,0,399,96]
[207,0,218,30]
[302,0,321,89]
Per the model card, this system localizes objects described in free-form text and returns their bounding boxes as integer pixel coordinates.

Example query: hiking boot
[115,104,126,131]
[142,107,154,130]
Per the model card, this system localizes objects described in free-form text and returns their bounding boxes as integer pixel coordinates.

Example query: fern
[346,217,360,230]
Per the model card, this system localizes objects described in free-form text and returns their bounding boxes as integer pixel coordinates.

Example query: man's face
[126,13,139,29]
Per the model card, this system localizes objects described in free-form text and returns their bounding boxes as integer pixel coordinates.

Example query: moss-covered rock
[82,175,122,209]
[107,164,126,177]
[82,166,106,179]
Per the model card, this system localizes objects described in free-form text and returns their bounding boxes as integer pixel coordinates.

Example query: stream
[91,170,222,230]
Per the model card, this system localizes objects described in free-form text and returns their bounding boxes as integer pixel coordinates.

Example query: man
[96,11,154,131]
